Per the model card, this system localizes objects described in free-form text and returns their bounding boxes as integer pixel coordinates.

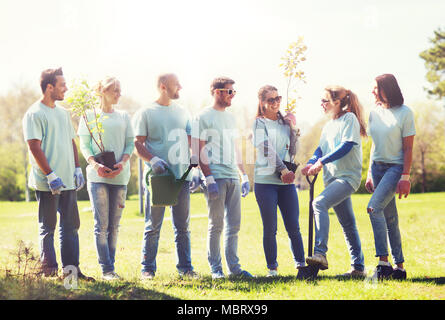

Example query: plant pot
[94,151,117,170]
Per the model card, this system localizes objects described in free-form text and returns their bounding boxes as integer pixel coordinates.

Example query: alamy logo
[63,265,78,290]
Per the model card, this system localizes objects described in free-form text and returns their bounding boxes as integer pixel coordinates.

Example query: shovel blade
[296,265,320,281]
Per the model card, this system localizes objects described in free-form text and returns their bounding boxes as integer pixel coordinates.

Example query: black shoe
[390,268,407,280]
[63,268,96,282]
[77,271,96,282]
[375,265,393,280]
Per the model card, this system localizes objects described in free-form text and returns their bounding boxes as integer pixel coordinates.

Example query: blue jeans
[87,183,127,274]
[312,179,365,271]
[203,178,242,275]
[141,183,193,274]
[254,183,305,269]
[367,162,404,264]
[35,190,80,271]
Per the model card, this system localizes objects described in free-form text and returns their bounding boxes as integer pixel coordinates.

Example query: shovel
[296,174,320,280]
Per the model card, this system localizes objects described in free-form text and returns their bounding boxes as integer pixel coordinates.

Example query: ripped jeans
[367,162,404,264]
[88,182,127,274]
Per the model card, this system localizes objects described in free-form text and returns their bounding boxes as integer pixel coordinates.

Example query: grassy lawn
[0,190,444,300]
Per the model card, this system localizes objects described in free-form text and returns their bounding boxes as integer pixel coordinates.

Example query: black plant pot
[94,151,117,170]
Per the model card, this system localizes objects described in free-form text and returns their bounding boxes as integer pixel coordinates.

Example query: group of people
[22,68,415,282]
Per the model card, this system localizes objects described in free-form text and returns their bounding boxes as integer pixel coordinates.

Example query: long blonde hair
[325,85,367,137]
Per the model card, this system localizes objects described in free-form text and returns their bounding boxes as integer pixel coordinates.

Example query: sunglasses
[266,96,282,104]
[215,88,236,95]
[321,99,330,104]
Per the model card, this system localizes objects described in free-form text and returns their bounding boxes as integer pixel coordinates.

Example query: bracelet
[400,174,410,181]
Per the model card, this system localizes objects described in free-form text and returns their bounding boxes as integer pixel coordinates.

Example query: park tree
[411,101,445,192]
[0,84,40,201]
[419,27,445,101]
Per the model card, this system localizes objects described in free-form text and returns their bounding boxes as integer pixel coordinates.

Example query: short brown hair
[40,67,63,93]
[210,76,235,95]
[375,74,404,107]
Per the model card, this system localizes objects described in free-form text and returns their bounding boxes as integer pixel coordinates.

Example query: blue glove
[46,172,66,195]
[150,156,168,174]
[190,174,202,193]
[241,174,250,197]
[74,167,85,191]
[205,175,219,200]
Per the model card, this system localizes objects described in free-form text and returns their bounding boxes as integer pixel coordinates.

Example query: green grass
[0,191,444,300]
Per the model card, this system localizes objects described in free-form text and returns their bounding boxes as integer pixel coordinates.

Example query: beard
[51,91,64,101]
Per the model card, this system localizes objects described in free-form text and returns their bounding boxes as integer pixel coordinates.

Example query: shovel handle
[306,174,318,186]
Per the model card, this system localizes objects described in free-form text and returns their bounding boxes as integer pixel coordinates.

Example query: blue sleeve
[320,141,355,164]
[307,146,323,164]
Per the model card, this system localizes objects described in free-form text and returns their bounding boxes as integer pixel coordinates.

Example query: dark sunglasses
[266,96,282,104]
[321,99,330,104]
[215,88,236,95]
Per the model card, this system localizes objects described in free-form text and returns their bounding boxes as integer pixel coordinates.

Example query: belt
[373,161,398,166]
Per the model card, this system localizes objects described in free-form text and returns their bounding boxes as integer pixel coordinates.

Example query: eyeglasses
[321,99,330,104]
[266,96,282,104]
[215,89,236,95]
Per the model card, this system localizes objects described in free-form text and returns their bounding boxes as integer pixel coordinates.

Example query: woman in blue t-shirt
[302,85,367,278]
[252,85,305,277]
[78,77,135,281]
[365,74,415,280]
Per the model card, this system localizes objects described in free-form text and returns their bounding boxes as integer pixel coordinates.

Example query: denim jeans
[203,178,242,275]
[87,182,127,274]
[35,190,80,271]
[254,183,305,270]
[312,179,365,271]
[141,183,193,274]
[367,162,404,264]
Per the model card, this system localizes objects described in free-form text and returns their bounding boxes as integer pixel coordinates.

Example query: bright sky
[1,0,444,125]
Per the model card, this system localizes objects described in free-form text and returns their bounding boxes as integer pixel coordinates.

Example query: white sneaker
[306,253,329,270]
[211,271,225,279]
[102,271,120,281]
[267,269,278,277]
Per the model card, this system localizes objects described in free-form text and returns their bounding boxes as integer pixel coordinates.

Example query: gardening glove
[190,154,199,168]
[46,172,66,195]
[149,156,168,175]
[205,175,219,200]
[189,169,203,193]
[241,174,250,197]
[74,167,85,191]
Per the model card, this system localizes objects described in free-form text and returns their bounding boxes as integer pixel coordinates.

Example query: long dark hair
[375,74,404,107]
[256,85,285,124]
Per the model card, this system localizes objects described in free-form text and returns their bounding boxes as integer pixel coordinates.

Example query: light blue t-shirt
[368,104,416,165]
[192,107,239,179]
[253,117,291,185]
[133,102,192,181]
[319,112,362,191]
[22,101,77,191]
[78,109,134,185]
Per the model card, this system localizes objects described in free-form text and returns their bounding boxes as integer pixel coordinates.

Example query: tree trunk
[421,151,427,193]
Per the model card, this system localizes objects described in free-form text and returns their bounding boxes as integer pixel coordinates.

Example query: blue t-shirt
[133,102,192,181]
[22,101,77,191]
[78,109,134,185]
[192,107,239,179]
[253,117,291,185]
[318,112,362,191]
[368,104,416,165]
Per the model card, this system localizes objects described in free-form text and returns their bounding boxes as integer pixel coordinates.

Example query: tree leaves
[280,37,307,114]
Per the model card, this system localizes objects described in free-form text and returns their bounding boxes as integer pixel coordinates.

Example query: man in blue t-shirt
[192,77,253,279]
[22,68,93,281]
[133,73,198,279]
